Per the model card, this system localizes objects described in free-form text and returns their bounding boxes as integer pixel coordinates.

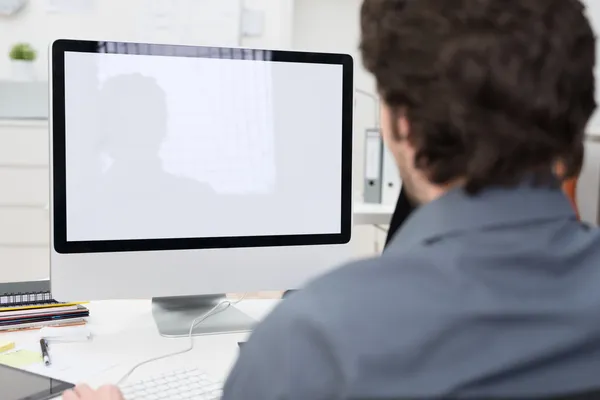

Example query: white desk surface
[2,299,279,394]
[354,202,395,225]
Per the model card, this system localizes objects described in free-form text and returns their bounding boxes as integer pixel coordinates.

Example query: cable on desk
[118,293,248,385]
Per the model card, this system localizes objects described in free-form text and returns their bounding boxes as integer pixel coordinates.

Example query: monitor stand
[151,295,256,337]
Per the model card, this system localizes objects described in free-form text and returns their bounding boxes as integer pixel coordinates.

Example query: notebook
[0,281,89,332]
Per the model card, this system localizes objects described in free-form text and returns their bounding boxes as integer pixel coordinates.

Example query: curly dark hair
[360,0,596,193]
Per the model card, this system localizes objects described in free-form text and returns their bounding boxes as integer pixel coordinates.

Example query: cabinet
[0,120,49,283]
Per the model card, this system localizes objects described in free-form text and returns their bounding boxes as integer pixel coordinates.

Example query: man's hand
[62,384,124,400]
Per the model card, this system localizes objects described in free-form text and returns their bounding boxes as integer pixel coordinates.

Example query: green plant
[9,43,36,61]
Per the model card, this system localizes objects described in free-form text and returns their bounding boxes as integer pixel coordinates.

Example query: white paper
[40,326,92,342]
[25,352,117,384]
[46,0,93,14]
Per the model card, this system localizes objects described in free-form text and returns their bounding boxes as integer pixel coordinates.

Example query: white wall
[244,0,294,49]
[0,0,294,80]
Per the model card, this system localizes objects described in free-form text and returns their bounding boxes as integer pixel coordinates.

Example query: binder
[363,129,383,203]
[0,280,56,308]
[381,145,402,205]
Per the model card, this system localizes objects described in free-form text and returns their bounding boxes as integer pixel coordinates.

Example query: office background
[1,0,600,284]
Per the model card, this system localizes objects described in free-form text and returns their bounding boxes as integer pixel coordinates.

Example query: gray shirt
[222,184,600,399]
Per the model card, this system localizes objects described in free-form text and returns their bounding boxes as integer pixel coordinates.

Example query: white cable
[118,293,248,385]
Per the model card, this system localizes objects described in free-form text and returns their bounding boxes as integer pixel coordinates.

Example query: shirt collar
[389,181,577,251]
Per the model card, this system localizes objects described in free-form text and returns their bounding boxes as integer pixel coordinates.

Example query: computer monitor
[49,39,353,336]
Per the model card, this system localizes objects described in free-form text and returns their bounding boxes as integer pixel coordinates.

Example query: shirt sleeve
[222,296,343,400]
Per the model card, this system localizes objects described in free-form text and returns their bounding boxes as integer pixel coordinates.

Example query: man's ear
[397,113,410,141]
[389,107,410,142]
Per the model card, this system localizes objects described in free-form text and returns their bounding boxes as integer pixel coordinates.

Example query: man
[64,0,600,398]
[224,0,600,398]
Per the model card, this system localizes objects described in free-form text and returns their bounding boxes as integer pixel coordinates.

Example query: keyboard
[119,367,223,400]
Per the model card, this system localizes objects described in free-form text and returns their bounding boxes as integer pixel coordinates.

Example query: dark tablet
[0,363,74,400]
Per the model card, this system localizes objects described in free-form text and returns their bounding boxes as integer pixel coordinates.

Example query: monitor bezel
[51,39,353,254]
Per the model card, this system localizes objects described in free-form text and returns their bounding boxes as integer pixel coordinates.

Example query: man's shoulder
[274,250,447,328]
[245,251,452,382]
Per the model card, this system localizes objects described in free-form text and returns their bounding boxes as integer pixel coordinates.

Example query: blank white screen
[63,51,344,241]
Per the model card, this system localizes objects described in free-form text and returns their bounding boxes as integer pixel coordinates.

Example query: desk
[2,299,278,395]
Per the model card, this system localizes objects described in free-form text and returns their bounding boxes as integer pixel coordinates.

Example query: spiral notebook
[0,280,57,308]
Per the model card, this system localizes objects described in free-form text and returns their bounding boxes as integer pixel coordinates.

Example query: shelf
[353,202,395,226]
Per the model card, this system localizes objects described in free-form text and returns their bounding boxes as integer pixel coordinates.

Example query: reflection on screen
[96,50,276,195]
[64,51,344,241]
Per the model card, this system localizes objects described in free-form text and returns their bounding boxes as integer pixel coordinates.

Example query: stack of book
[0,301,89,333]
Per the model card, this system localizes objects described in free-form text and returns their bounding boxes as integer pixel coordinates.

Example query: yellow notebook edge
[0,301,89,313]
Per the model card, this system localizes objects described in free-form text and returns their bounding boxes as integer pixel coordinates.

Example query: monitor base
[151,295,256,337]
